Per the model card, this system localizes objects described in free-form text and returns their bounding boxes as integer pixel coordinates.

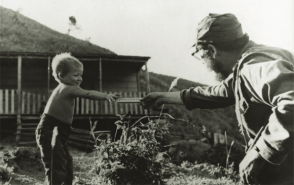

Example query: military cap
[194,13,244,51]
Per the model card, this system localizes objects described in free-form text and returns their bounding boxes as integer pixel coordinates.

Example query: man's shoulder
[241,51,294,69]
[241,44,294,65]
[240,53,294,82]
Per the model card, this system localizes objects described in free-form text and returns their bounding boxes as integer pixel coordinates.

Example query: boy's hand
[106,94,120,102]
[140,92,163,108]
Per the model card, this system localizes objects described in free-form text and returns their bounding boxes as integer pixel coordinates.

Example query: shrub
[90,114,169,185]
[0,151,14,183]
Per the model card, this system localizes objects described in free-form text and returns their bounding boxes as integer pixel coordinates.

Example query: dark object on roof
[0,6,115,55]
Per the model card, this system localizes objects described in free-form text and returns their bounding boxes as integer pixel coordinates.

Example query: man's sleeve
[242,59,294,165]
[180,74,235,110]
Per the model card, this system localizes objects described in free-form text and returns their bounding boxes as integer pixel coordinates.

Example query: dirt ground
[0,135,98,185]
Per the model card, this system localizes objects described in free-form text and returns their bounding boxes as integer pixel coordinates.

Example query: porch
[0,52,151,145]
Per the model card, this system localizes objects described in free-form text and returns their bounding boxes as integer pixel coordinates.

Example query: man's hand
[239,148,267,184]
[106,94,120,102]
[140,92,164,109]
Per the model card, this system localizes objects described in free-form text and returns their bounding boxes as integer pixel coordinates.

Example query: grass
[70,150,241,185]
[0,135,241,185]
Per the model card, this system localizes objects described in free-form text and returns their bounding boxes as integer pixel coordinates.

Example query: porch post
[136,72,141,92]
[16,56,22,144]
[47,56,51,98]
[99,58,102,91]
[144,62,150,93]
[144,62,151,115]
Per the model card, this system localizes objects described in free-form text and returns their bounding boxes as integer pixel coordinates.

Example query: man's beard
[204,56,231,82]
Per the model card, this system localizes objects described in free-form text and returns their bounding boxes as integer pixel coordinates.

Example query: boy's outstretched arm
[141,92,183,109]
[70,86,119,101]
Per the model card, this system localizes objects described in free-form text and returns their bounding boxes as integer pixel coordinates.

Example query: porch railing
[75,91,148,115]
[0,89,148,115]
[0,89,17,114]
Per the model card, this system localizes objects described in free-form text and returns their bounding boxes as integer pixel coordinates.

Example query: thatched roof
[0,6,116,55]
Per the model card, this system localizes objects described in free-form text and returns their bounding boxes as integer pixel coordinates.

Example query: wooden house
[0,52,151,146]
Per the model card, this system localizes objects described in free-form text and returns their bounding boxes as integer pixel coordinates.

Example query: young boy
[35,53,119,185]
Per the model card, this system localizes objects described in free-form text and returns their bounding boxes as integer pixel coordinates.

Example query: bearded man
[141,13,294,184]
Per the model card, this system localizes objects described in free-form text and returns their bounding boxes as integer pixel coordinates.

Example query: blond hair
[51,53,83,82]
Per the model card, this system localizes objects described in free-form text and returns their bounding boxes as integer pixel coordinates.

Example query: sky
[1,0,294,86]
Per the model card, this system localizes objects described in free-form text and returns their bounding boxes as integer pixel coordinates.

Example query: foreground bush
[90,114,169,184]
[92,138,163,184]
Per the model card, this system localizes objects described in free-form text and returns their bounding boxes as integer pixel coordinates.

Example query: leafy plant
[90,114,171,185]
[0,163,13,183]
[0,151,15,184]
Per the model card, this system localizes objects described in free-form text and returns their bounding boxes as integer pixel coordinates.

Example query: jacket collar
[239,40,259,59]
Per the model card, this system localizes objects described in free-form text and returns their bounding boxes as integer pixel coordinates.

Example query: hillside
[0,6,115,54]
[139,71,244,144]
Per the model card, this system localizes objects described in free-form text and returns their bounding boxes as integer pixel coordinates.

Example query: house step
[17,123,38,126]
[18,141,37,146]
[15,133,35,136]
[21,116,41,120]
[18,128,36,131]
[1,129,15,134]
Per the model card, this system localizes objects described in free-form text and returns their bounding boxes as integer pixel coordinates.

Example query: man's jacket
[180,41,294,165]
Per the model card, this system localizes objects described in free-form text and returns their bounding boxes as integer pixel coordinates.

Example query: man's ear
[207,44,217,58]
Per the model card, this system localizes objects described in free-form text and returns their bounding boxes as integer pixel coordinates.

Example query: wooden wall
[79,60,100,90]
[49,59,140,92]
[0,58,17,89]
[0,58,48,93]
[22,58,48,93]
[102,61,141,92]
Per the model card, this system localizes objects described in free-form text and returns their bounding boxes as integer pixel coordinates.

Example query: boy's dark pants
[36,114,73,185]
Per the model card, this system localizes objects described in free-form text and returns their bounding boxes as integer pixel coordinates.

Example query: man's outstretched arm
[141,92,183,109]
[141,74,235,110]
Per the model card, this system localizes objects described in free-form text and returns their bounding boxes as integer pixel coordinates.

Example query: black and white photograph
[0,0,293,184]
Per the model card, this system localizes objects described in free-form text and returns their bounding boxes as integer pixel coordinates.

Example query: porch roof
[0,52,150,63]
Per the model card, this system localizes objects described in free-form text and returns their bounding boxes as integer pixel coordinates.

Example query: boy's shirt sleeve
[241,58,294,165]
[180,74,235,110]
